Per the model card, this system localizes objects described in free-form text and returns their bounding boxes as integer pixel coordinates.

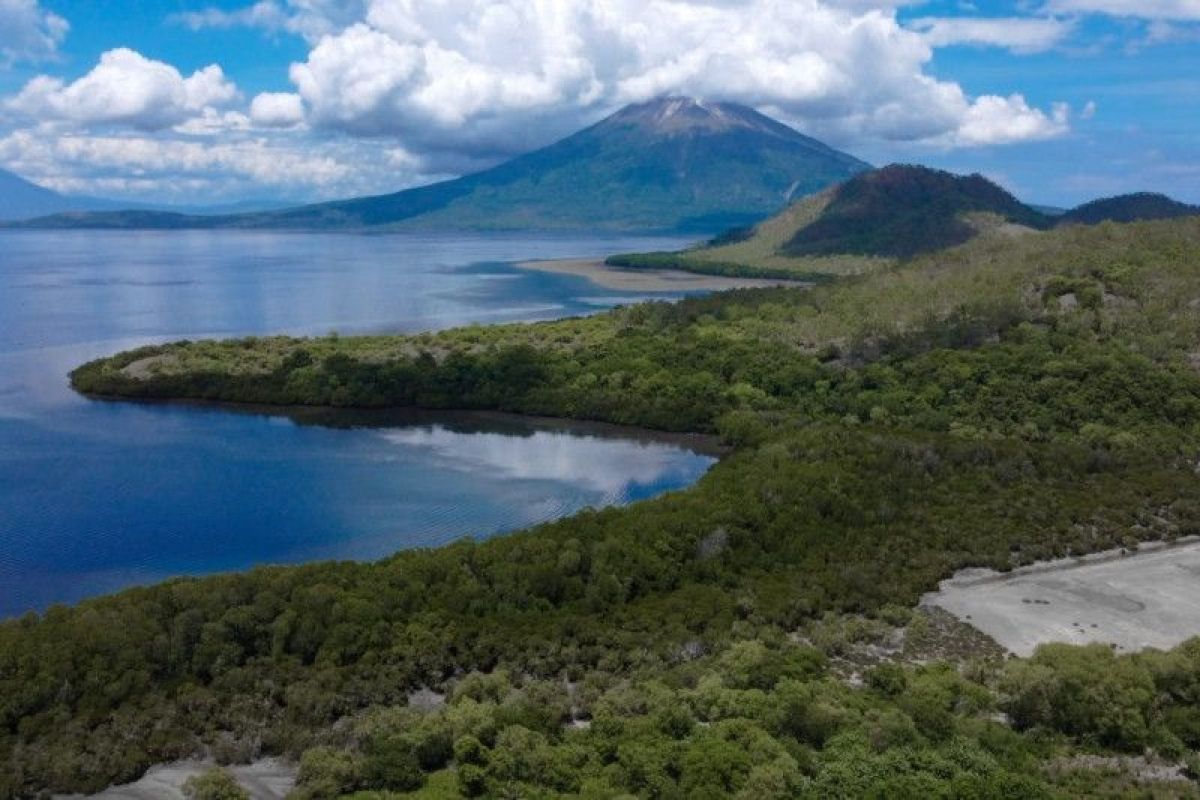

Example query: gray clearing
[55,758,295,800]
[923,539,1200,656]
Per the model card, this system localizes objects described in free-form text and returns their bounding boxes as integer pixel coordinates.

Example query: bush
[182,768,248,800]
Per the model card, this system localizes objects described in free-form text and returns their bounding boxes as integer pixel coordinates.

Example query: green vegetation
[608,168,1197,285]
[183,768,250,800]
[4,217,1200,796]
[781,165,1051,259]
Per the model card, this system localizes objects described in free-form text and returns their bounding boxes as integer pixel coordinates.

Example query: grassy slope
[606,166,1062,281]
[7,219,1200,797]
[605,190,889,280]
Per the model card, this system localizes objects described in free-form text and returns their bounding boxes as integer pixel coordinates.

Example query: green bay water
[0,230,714,618]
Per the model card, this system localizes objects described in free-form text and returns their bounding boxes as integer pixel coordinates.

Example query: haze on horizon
[0,0,1196,208]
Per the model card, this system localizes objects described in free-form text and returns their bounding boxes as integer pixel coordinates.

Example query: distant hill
[780,165,1050,259]
[1058,192,1199,226]
[0,169,118,221]
[0,167,288,222]
[18,97,870,233]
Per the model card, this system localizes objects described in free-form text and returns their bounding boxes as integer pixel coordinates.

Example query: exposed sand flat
[56,758,296,800]
[924,539,1200,656]
[516,257,800,292]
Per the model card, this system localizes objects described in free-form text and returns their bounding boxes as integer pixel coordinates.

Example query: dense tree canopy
[5,218,1200,797]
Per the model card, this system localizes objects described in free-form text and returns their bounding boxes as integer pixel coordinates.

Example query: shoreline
[78,392,730,457]
[516,257,802,292]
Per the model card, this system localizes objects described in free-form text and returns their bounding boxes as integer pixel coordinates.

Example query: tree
[182,768,248,800]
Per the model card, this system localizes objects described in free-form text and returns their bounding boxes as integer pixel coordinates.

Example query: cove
[0,230,711,618]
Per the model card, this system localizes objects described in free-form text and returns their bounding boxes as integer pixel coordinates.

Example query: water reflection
[0,231,708,618]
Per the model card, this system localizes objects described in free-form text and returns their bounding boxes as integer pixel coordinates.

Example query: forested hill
[603,165,1053,279]
[605,169,1199,283]
[14,97,870,233]
[1058,192,1199,226]
[779,165,1051,259]
[8,217,1200,796]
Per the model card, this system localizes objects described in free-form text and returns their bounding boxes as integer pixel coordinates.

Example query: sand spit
[516,257,800,292]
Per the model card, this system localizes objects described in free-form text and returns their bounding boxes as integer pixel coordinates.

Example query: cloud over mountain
[281,0,1072,158]
[0,0,1091,204]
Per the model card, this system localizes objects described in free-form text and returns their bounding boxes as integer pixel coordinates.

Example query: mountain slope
[781,165,1050,259]
[19,98,870,232]
[1058,192,1199,226]
[0,169,118,221]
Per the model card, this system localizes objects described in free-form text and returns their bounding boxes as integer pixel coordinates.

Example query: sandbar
[515,257,801,292]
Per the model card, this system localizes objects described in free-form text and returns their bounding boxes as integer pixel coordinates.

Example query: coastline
[78,395,730,458]
[515,257,802,292]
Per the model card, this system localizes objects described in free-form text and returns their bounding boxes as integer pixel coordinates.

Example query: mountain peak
[603,95,786,138]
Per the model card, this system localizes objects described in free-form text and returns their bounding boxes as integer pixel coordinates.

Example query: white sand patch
[923,539,1200,656]
[56,758,295,800]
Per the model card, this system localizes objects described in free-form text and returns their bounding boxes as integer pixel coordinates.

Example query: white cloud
[0,127,387,200]
[0,0,67,65]
[250,92,306,127]
[1043,0,1200,19]
[0,0,1079,202]
[950,95,1070,146]
[379,427,703,501]
[7,49,239,131]
[909,16,1075,53]
[279,0,1071,157]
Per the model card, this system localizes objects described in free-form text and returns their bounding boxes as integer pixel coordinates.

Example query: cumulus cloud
[250,92,306,127]
[279,0,1071,159]
[1,0,1080,202]
[951,95,1070,146]
[909,16,1075,53]
[0,127,405,201]
[0,0,68,65]
[7,49,238,131]
[1043,0,1200,20]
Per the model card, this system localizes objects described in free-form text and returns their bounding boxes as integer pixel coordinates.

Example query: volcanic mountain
[19,97,870,232]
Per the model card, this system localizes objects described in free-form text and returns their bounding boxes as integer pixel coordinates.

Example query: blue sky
[0,0,1196,206]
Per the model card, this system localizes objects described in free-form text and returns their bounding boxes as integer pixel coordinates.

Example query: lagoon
[0,231,714,617]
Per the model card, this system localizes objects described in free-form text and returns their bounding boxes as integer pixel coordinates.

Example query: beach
[515,257,800,292]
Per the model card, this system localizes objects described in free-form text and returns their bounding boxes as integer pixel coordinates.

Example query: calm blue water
[0,231,715,618]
